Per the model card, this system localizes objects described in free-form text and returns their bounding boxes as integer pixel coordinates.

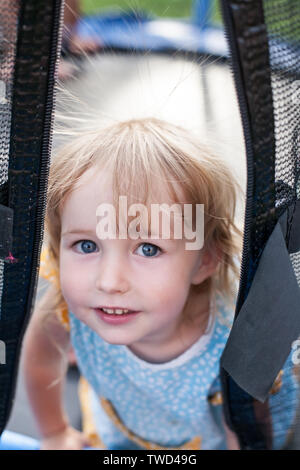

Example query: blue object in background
[76,1,228,58]
[0,430,40,450]
[0,430,99,450]
[192,0,211,27]
[0,430,137,450]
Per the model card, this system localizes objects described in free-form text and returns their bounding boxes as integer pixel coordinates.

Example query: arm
[22,283,90,449]
[22,283,71,439]
[224,420,240,450]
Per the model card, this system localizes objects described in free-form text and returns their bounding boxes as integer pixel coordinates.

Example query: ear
[191,246,221,286]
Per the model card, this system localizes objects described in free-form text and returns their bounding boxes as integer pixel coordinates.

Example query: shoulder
[210,293,235,341]
[202,295,235,404]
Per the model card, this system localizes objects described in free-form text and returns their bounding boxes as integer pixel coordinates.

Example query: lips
[98,307,138,314]
[94,308,141,324]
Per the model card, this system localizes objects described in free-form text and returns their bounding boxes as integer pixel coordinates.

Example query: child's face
[59,167,217,353]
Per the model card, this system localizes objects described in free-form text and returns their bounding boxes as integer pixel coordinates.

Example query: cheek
[147,256,193,290]
[59,258,87,307]
[60,274,78,309]
[146,269,190,310]
[161,260,197,307]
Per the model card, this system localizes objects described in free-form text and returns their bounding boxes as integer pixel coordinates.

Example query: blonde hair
[45,117,242,325]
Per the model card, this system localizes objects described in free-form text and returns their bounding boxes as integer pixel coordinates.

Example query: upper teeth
[102,308,129,315]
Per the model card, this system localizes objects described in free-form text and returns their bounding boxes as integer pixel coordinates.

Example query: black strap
[221,202,300,402]
[0,204,13,261]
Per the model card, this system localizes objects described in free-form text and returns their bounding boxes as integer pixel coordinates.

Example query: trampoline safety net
[220,0,300,450]
[0,0,63,436]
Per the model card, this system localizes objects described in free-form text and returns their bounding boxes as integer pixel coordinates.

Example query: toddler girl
[22,117,242,450]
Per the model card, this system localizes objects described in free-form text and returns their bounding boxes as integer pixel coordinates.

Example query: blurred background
[83,0,219,18]
[5,0,246,440]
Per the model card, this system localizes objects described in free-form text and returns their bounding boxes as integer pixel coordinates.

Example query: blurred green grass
[81,0,221,22]
[81,1,300,45]
[82,0,193,17]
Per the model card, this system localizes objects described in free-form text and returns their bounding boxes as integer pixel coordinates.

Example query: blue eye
[136,243,161,258]
[75,240,98,254]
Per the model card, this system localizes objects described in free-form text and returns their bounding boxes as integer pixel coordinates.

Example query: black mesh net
[0,0,63,435]
[220,0,300,450]
[0,0,19,310]
[264,0,300,449]
[264,0,300,283]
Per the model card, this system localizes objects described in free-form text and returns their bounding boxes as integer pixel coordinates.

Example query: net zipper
[219,0,257,450]
[220,0,254,315]
[2,0,64,433]
[31,0,63,272]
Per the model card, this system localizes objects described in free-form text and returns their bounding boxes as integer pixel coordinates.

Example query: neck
[128,290,212,364]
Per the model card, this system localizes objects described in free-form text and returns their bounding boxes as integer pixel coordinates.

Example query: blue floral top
[69,296,228,449]
[68,293,299,450]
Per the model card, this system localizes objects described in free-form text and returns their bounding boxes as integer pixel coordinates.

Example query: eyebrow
[61,229,96,237]
[61,229,183,242]
[138,233,183,244]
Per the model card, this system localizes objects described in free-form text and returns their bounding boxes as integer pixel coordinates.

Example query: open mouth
[97,308,139,316]
[95,308,141,324]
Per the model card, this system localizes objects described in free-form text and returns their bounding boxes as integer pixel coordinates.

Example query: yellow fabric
[208,392,223,406]
[100,396,202,450]
[79,376,202,450]
[39,245,70,331]
[78,376,106,449]
[269,370,284,395]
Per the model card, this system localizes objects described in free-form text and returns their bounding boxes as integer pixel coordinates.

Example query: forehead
[64,166,186,206]
[60,168,110,226]
[60,166,189,237]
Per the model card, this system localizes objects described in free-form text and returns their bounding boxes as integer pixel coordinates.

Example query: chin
[106,336,135,346]
[92,329,135,346]
[86,316,142,346]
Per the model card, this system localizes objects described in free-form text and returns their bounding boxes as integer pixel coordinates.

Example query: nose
[95,254,130,295]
